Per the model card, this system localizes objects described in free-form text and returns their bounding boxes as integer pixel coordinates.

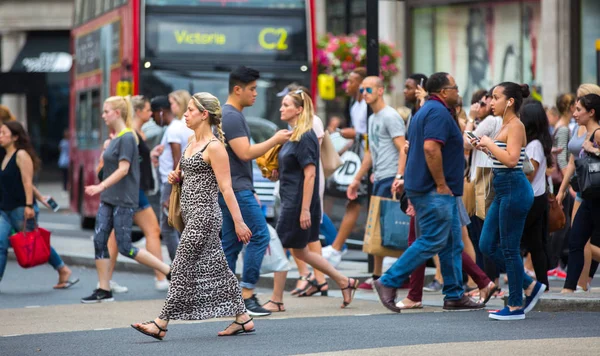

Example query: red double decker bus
[69,0,317,227]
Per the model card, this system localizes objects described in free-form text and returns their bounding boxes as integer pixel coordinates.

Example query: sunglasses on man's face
[359,87,374,94]
[479,101,486,107]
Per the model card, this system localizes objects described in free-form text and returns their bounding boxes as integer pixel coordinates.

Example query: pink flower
[381,55,390,64]
[358,29,367,36]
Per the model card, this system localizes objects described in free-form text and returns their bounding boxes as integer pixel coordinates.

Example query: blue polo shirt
[405,99,464,196]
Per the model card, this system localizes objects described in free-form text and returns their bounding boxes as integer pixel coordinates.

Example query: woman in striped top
[471,82,546,321]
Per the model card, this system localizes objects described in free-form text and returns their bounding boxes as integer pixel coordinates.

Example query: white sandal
[395,301,423,310]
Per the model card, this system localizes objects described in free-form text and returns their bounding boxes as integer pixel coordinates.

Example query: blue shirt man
[374,72,482,313]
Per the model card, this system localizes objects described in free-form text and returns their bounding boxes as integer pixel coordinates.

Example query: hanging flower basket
[316,29,401,99]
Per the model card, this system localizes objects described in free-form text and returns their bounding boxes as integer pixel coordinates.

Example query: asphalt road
[2,311,599,356]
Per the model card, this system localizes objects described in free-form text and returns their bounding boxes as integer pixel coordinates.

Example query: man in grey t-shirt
[347,76,407,288]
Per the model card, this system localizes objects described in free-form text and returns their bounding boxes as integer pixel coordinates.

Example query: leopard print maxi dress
[159,140,246,320]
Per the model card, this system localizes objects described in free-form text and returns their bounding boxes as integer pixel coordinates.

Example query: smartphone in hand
[45,197,60,212]
[465,131,479,142]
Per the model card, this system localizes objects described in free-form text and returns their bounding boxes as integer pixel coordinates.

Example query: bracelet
[100,182,107,190]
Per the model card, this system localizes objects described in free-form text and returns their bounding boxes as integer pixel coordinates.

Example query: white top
[350,98,368,135]
[525,139,547,197]
[313,115,325,221]
[158,119,194,184]
[469,115,503,181]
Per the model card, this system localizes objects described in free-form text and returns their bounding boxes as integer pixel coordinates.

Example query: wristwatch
[26,204,33,208]
[395,174,404,180]
[594,150,600,157]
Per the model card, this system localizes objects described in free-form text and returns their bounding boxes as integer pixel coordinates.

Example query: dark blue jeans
[379,190,464,301]
[479,169,534,307]
[0,205,64,281]
[219,190,270,290]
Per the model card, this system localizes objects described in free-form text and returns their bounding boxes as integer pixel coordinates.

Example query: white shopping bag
[241,224,291,275]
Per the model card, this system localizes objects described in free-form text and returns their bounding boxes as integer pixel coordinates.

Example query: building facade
[320,0,599,109]
[0,0,72,170]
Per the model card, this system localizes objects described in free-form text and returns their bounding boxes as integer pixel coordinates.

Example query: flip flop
[54,278,80,289]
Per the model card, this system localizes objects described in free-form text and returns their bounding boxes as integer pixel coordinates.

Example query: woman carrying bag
[0,121,78,289]
[556,94,600,293]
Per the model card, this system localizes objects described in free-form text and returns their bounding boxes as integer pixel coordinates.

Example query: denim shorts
[137,189,151,211]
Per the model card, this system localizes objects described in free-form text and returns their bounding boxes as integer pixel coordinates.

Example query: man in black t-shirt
[219,66,291,316]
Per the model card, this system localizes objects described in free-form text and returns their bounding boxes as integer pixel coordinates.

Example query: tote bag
[168,183,185,233]
[321,131,342,178]
[9,222,51,268]
[379,196,410,250]
[363,196,404,258]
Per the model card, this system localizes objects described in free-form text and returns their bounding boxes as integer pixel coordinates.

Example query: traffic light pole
[365,0,379,274]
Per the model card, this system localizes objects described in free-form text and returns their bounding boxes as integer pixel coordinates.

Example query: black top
[221,104,254,192]
[137,131,154,191]
[278,130,320,211]
[0,151,26,211]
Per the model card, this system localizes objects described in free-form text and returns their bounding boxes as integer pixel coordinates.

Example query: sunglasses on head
[359,87,374,94]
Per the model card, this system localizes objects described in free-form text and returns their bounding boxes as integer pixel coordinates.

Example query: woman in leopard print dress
[132,92,254,339]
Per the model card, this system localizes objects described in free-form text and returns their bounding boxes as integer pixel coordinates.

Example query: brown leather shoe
[443,294,484,311]
[373,280,401,313]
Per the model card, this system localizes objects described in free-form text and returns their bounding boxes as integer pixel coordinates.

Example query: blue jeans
[0,206,64,281]
[479,169,534,307]
[219,190,270,290]
[380,190,464,301]
[320,214,338,246]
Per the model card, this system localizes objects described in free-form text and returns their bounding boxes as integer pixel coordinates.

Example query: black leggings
[521,193,549,288]
[564,199,600,290]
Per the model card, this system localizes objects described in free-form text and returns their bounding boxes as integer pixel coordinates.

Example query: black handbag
[574,129,600,200]
[574,154,600,200]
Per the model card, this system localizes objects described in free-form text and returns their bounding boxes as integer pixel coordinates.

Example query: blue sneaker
[489,306,525,321]
[523,282,546,314]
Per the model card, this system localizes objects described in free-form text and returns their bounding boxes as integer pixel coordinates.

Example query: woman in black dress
[275,89,358,308]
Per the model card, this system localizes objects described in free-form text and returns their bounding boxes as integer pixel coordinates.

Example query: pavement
[22,181,600,313]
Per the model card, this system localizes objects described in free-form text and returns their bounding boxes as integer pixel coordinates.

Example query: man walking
[321,67,367,268]
[374,72,483,313]
[346,76,407,287]
[150,96,193,261]
[220,66,292,316]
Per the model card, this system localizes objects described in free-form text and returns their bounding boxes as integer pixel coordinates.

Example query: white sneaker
[155,278,169,291]
[575,284,591,293]
[97,280,129,294]
[322,246,343,267]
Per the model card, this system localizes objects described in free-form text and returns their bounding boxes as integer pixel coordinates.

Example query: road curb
[501,294,600,312]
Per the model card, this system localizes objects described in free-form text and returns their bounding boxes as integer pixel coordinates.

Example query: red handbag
[9,221,51,268]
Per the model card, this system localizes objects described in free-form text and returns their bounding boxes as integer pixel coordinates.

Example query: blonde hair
[169,89,192,118]
[286,90,314,142]
[190,92,224,143]
[577,84,600,98]
[104,95,138,143]
[131,95,149,113]
[0,105,16,124]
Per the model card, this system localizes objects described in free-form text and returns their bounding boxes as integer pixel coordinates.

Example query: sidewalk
[36,181,70,212]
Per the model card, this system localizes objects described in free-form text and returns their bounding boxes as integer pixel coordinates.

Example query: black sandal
[131,320,168,341]
[480,284,500,305]
[298,280,329,297]
[263,300,286,312]
[341,278,359,308]
[218,318,255,337]
[290,272,312,296]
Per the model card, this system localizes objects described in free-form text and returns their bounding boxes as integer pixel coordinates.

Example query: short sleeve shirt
[158,119,193,184]
[405,100,465,196]
[368,105,406,181]
[100,130,140,208]
[278,130,320,212]
[525,139,547,197]
[222,104,253,192]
